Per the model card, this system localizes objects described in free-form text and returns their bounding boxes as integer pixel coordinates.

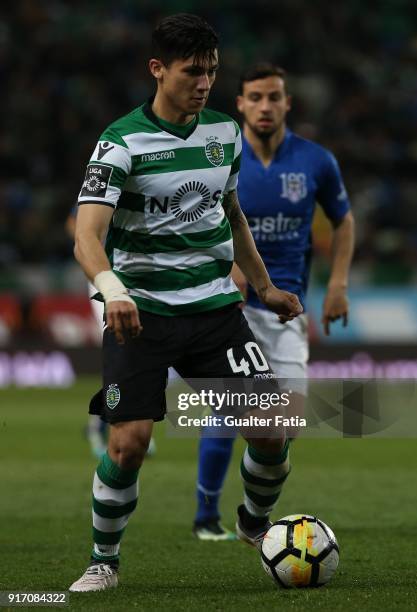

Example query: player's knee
[109,431,151,470]
[251,436,287,456]
[110,441,147,470]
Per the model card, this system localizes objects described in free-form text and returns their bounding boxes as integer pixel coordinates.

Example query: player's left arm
[322,211,355,335]
[318,151,355,335]
[222,190,302,320]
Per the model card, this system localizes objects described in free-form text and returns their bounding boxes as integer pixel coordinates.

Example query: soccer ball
[261,514,339,588]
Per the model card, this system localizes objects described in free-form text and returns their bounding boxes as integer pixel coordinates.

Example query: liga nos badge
[106,384,120,410]
[80,163,112,198]
[205,137,224,166]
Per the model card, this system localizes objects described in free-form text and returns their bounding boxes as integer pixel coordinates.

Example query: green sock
[240,440,290,517]
[91,452,139,563]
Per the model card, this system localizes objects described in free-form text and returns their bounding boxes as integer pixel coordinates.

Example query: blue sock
[195,426,236,524]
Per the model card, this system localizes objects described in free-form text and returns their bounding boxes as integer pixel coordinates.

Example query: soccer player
[193,63,354,540]
[69,16,302,592]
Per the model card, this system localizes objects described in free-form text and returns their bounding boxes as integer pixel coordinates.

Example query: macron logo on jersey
[141,150,176,163]
[97,141,115,160]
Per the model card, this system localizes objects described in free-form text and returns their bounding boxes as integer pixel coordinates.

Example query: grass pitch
[0,378,416,611]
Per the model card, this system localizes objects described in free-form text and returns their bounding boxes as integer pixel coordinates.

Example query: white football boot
[69,563,118,592]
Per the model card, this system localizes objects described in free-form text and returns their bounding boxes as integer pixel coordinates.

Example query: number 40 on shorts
[227,341,270,376]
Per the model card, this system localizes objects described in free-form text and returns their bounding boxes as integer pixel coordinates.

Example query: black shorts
[89,304,274,423]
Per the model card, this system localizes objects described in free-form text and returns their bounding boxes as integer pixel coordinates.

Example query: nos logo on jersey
[205,138,224,166]
[106,384,120,410]
[280,173,307,203]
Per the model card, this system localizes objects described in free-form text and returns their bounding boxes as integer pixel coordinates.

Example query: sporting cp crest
[106,384,120,410]
[205,139,224,166]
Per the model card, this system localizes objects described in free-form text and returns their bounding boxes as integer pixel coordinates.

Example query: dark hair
[151,13,218,66]
[239,62,287,94]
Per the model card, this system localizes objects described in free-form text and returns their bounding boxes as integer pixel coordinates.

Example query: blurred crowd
[1,0,417,289]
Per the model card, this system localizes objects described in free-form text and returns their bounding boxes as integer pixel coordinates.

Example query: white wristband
[94,270,135,305]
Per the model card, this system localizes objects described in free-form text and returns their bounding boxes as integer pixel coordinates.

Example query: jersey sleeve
[78,127,132,208]
[224,122,242,193]
[316,150,350,221]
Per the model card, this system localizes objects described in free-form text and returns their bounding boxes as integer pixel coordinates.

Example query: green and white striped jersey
[78,101,242,316]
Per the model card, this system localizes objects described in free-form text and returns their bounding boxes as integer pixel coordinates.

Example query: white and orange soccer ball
[261,514,339,588]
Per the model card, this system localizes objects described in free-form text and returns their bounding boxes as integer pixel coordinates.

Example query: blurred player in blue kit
[193,63,355,540]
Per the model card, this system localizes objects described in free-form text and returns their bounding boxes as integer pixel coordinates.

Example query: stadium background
[0,2,416,610]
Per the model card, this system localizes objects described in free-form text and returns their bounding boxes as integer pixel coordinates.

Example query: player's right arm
[75,125,141,344]
[74,203,142,344]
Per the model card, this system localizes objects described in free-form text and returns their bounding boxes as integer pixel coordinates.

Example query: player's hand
[258,285,303,323]
[322,286,349,336]
[106,300,143,345]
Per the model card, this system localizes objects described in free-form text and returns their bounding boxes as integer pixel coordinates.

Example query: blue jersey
[238,129,350,310]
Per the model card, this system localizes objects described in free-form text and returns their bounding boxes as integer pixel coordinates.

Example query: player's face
[152,51,219,116]
[237,76,291,137]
